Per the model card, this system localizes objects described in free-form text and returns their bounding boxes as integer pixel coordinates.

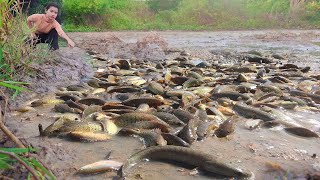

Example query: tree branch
[0,106,25,148]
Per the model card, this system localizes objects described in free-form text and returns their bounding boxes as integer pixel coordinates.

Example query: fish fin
[153,128,162,134]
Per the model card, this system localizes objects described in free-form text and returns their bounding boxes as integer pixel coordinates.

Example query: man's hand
[67,40,75,48]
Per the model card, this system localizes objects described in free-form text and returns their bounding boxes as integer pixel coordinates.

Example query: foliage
[0,0,50,96]
[62,0,108,25]
[304,1,320,24]
[27,0,63,15]
[0,147,56,180]
[147,0,182,12]
[24,0,320,31]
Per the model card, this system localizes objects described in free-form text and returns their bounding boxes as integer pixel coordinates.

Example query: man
[27,2,75,50]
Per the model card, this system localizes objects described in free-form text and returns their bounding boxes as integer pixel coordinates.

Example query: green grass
[60,0,320,32]
[63,24,102,32]
[0,0,54,96]
[0,148,56,180]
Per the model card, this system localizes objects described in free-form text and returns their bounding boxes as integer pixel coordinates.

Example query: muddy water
[7,30,320,179]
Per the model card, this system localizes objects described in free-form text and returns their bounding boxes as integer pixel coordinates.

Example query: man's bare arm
[59,32,75,48]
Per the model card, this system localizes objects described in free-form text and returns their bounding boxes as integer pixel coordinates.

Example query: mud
[4,30,320,179]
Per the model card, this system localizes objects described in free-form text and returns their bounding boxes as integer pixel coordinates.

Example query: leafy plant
[0,0,51,96]
[0,148,56,180]
[60,0,320,31]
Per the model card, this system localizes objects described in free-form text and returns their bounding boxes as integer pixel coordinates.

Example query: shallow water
[7,30,320,179]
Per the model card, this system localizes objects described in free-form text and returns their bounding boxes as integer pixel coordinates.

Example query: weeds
[0,0,51,96]
[0,148,56,180]
[61,0,320,31]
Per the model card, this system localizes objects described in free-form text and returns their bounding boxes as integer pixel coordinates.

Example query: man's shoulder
[28,14,43,20]
[53,20,62,26]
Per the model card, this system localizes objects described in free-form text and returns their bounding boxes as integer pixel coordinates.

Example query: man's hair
[45,2,59,11]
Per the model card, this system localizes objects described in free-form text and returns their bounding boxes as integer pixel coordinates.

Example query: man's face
[46,6,58,21]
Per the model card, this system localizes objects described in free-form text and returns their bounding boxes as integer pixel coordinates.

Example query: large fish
[120,146,251,178]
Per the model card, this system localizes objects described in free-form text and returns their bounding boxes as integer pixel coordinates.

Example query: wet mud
[5,30,320,179]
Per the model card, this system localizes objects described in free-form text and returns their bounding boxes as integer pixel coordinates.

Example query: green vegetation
[55,0,320,31]
[0,147,56,180]
[0,0,51,96]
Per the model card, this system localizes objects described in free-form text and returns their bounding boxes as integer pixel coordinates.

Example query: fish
[102,102,136,110]
[100,119,119,135]
[170,76,189,85]
[152,112,185,126]
[191,87,214,96]
[270,100,298,109]
[77,98,106,106]
[122,97,165,107]
[182,78,203,88]
[119,146,251,178]
[107,86,140,93]
[233,102,276,121]
[195,109,208,121]
[212,91,251,101]
[226,66,257,73]
[289,90,320,104]
[245,119,263,130]
[165,90,189,97]
[58,94,81,102]
[40,117,74,136]
[206,106,227,121]
[217,106,235,116]
[31,98,64,107]
[157,105,173,112]
[125,76,146,86]
[65,100,86,111]
[280,95,307,106]
[214,118,235,138]
[57,121,105,134]
[119,128,167,147]
[256,85,283,96]
[91,88,106,95]
[78,160,123,174]
[161,133,190,147]
[14,106,34,113]
[54,104,82,114]
[135,103,150,112]
[235,73,249,82]
[170,109,195,123]
[284,127,319,138]
[56,90,84,97]
[112,113,172,132]
[66,84,90,92]
[82,105,102,119]
[178,118,198,144]
[68,131,111,142]
[181,92,197,108]
[117,59,131,70]
[268,76,293,84]
[147,81,164,95]
[188,71,203,80]
[197,121,218,140]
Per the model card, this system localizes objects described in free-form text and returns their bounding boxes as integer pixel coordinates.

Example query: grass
[63,24,102,32]
[60,0,320,32]
[0,147,56,180]
[0,0,54,97]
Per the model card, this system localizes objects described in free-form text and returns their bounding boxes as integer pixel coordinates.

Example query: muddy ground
[4,30,320,179]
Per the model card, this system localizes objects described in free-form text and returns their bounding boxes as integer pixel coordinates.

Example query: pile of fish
[16,49,320,178]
